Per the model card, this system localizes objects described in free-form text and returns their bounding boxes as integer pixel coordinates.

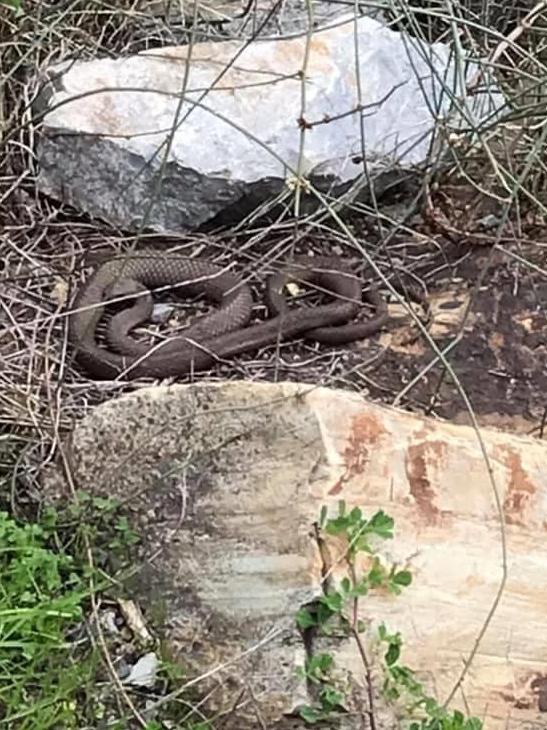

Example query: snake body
[69,253,387,379]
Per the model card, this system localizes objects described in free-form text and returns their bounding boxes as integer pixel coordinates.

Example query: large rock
[36,14,502,232]
[52,381,547,729]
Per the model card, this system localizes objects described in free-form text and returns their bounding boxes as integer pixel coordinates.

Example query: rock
[51,381,547,729]
[124,652,159,687]
[36,14,502,232]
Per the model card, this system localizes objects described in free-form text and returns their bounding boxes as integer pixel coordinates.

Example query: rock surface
[52,381,547,729]
[36,14,501,231]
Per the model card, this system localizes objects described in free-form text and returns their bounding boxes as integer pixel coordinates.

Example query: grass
[0,505,98,728]
[0,443,215,728]
[0,0,546,728]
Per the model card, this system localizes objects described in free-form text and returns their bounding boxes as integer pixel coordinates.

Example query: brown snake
[68,252,388,379]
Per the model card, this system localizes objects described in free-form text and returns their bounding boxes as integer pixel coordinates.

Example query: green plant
[0,421,223,729]
[295,502,483,729]
[379,625,482,730]
[0,510,99,728]
[296,503,411,637]
[0,0,21,13]
[296,652,346,723]
[40,490,140,573]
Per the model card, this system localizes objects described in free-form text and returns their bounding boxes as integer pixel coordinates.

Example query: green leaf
[320,685,344,709]
[423,695,441,715]
[313,653,333,673]
[384,683,401,700]
[340,577,351,594]
[296,608,317,629]
[384,641,401,666]
[393,569,412,587]
[368,510,394,539]
[368,560,386,587]
[389,664,423,695]
[320,590,343,613]
[315,601,336,626]
[299,705,322,724]
[452,709,464,726]
[324,516,349,535]
[348,578,369,597]
[305,652,333,681]
[319,505,328,528]
[353,537,373,555]
[464,719,483,730]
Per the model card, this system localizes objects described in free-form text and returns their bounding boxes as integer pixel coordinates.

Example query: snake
[68,252,388,380]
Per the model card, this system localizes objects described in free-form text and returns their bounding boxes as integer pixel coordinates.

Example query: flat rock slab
[36,14,500,231]
[56,381,547,728]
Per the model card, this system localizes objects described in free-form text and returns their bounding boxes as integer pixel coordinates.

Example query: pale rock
[51,381,547,729]
[124,652,159,687]
[36,14,502,232]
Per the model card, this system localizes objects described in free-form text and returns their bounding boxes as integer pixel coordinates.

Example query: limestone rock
[53,381,547,729]
[36,14,502,231]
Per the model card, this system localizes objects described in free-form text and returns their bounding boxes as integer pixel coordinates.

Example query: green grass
[0,483,211,729]
[0,510,99,728]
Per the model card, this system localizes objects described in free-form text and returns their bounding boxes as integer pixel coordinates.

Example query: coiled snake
[68,252,388,379]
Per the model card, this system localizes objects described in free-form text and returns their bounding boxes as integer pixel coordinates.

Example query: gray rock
[47,381,547,728]
[36,13,503,231]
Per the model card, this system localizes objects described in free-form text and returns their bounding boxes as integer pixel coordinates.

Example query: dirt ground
[2,189,546,448]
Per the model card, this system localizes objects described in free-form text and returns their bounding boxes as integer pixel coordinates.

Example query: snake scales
[68,252,388,379]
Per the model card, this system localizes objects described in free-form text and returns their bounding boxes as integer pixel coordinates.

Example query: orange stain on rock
[404,440,447,525]
[496,445,536,526]
[328,412,387,495]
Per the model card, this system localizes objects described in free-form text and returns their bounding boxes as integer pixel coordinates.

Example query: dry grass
[2,0,546,447]
[0,0,546,726]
